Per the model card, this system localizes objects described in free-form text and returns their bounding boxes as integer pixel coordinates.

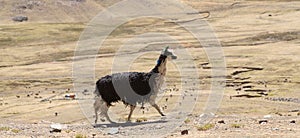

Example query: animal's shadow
[93,120,168,128]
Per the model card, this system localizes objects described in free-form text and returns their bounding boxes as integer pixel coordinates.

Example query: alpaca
[94,46,177,123]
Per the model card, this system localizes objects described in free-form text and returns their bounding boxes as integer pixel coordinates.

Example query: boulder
[12,16,28,22]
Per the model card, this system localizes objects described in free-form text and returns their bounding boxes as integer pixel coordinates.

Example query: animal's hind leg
[94,96,113,123]
[127,105,136,121]
[94,96,101,124]
[103,106,113,123]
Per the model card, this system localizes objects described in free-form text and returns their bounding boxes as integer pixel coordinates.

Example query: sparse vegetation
[136,117,147,123]
[0,127,10,131]
[196,124,215,131]
[184,118,191,124]
[231,124,243,128]
[75,133,87,138]
[65,130,72,133]
[11,129,21,133]
[0,23,84,48]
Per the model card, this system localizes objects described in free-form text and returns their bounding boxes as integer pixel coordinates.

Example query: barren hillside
[0,0,299,137]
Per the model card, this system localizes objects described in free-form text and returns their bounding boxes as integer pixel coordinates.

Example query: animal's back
[96,72,153,105]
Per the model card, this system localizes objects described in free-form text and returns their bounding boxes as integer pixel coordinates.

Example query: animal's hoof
[161,114,166,116]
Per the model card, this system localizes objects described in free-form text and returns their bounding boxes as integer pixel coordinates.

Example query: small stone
[16,95,20,98]
[259,119,268,124]
[50,123,66,133]
[264,115,272,119]
[290,120,296,124]
[12,16,28,22]
[218,120,225,124]
[272,128,279,131]
[107,128,119,135]
[289,109,299,112]
[181,130,188,135]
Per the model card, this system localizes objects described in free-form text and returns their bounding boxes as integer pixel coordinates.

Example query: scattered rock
[259,119,268,124]
[272,127,279,131]
[12,16,28,22]
[16,95,20,98]
[218,120,225,124]
[290,120,296,124]
[107,128,119,135]
[65,94,76,99]
[275,112,283,116]
[50,123,66,133]
[264,115,272,119]
[289,109,299,112]
[181,129,188,135]
[55,112,58,116]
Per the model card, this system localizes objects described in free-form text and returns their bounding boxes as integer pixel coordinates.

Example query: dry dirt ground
[0,0,299,137]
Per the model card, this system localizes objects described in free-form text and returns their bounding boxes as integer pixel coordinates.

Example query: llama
[94,46,177,123]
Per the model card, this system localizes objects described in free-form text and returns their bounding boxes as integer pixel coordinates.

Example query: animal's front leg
[149,85,165,116]
[152,103,165,116]
[127,105,136,121]
[93,97,101,124]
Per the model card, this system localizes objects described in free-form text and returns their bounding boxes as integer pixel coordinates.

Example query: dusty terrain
[0,0,299,137]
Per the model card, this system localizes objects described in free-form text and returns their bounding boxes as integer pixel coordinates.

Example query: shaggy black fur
[95,54,167,106]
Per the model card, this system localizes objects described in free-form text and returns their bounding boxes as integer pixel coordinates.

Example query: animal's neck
[151,54,167,76]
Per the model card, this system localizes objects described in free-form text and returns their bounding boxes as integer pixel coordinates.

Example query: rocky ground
[0,0,300,137]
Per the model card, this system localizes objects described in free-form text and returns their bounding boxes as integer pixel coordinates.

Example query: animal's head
[162,46,177,60]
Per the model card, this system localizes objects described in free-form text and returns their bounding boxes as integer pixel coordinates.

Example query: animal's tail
[94,85,100,96]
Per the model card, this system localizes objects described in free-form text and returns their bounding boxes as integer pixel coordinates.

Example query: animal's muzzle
[171,55,177,59]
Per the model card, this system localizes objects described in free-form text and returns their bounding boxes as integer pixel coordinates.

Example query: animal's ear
[161,46,169,54]
[164,46,169,52]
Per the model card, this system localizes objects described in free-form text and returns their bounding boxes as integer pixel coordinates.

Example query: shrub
[196,124,215,131]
